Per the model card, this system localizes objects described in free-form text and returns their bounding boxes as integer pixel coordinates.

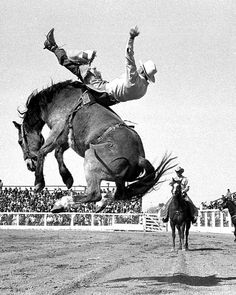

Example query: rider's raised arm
[125,26,140,82]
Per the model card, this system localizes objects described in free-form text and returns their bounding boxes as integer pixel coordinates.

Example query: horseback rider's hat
[139,60,157,83]
[175,166,184,174]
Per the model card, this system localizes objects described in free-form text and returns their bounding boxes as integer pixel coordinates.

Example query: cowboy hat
[175,166,184,173]
[139,60,157,83]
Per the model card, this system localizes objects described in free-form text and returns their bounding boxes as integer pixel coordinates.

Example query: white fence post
[212,211,215,227]
[220,211,224,229]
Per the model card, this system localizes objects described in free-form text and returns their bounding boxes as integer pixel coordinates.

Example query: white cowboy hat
[67,49,96,64]
[175,166,184,173]
[139,60,157,83]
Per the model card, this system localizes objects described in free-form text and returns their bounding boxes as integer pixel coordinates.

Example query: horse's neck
[172,194,184,208]
[25,111,44,133]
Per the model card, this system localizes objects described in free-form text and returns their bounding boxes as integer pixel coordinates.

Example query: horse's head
[13,121,44,171]
[171,178,182,198]
[218,196,229,211]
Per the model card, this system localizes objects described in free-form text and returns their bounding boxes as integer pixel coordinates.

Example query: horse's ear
[13,121,21,130]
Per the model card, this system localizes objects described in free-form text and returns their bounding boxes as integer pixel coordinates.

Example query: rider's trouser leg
[161,197,173,221]
[185,195,198,219]
[52,47,86,78]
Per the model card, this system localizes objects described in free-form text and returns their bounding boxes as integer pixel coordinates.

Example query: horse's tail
[124,153,177,200]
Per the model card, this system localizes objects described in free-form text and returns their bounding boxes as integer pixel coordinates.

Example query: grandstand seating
[0,186,142,214]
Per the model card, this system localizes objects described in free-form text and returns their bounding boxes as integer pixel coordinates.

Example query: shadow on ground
[107,274,236,287]
[188,247,223,251]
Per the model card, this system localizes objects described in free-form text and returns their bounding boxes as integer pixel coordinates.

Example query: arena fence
[0,210,234,233]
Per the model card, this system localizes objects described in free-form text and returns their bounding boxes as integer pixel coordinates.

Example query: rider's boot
[192,215,198,224]
[44,28,58,51]
[162,215,169,223]
[51,204,65,213]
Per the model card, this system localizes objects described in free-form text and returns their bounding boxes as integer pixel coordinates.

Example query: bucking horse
[13,80,176,212]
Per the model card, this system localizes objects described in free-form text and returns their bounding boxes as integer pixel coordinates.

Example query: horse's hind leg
[234,225,236,242]
[113,181,126,200]
[72,149,107,204]
[54,143,74,189]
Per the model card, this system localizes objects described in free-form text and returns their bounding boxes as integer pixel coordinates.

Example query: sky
[0,0,236,209]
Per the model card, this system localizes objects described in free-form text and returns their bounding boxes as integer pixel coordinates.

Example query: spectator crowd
[0,187,142,213]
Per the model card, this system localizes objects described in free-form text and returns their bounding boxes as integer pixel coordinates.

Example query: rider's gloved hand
[129,26,140,39]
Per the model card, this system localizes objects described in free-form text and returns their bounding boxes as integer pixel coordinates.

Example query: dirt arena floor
[0,229,235,295]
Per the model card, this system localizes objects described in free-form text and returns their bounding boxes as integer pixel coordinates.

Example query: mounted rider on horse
[161,166,198,224]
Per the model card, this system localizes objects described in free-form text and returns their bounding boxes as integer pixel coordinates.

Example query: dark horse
[13,80,176,211]
[219,196,236,242]
[169,179,191,251]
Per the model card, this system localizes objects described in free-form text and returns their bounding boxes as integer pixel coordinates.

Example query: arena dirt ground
[0,229,235,295]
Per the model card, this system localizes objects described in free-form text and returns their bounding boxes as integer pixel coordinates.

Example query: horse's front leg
[178,225,184,250]
[234,225,236,242]
[35,136,58,192]
[170,222,176,251]
[54,143,74,189]
[34,151,46,192]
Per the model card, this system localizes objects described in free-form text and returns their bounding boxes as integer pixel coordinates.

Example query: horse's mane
[19,80,82,119]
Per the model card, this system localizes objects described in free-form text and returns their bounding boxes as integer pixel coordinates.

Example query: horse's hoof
[35,182,45,192]
[66,178,74,189]
[95,201,108,213]
[63,175,74,189]
[51,205,65,213]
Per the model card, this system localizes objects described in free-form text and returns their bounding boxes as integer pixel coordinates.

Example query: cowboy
[43,27,157,105]
[161,166,198,224]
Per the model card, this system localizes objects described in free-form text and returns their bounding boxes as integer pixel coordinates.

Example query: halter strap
[21,124,31,159]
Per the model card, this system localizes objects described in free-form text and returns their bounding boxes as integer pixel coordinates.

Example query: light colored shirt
[170,175,189,194]
[105,38,149,102]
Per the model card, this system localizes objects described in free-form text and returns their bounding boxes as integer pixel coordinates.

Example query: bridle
[20,123,41,161]
[20,123,32,160]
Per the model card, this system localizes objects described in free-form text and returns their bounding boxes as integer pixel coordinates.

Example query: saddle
[67,81,121,133]
[72,80,118,107]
